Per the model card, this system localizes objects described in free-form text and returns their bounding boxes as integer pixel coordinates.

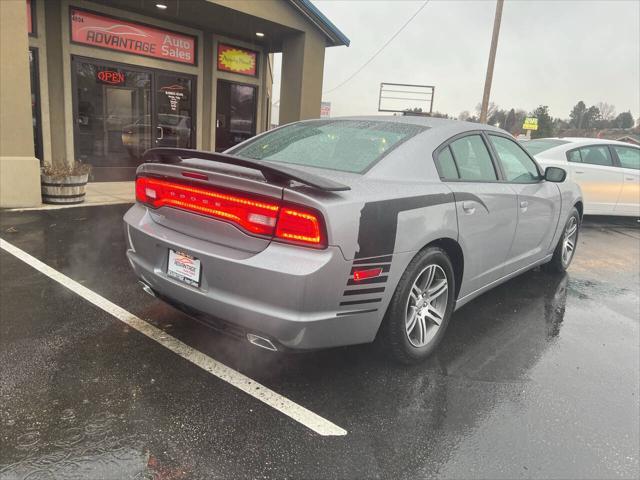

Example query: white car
[522,138,639,216]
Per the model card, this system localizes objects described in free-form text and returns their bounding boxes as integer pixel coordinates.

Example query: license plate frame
[167,249,201,287]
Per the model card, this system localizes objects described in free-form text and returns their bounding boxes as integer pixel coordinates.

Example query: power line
[322,0,430,95]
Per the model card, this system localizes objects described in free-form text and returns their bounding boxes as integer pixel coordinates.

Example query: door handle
[156,126,164,141]
[462,201,476,214]
[520,200,528,212]
[626,176,636,181]
[574,170,584,174]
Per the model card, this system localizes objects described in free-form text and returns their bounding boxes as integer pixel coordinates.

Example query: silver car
[124,117,582,363]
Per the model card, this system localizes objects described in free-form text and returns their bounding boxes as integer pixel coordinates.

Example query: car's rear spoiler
[141,148,351,192]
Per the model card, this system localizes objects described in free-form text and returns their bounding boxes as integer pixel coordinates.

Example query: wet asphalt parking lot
[0,205,638,480]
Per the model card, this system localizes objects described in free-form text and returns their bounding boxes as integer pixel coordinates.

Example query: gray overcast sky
[272,0,640,122]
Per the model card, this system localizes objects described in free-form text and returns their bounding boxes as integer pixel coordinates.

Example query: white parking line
[0,238,347,437]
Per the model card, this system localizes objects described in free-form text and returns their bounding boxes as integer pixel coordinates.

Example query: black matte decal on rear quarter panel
[354,193,453,259]
[353,191,488,259]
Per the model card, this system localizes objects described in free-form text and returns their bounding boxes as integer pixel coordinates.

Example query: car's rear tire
[543,207,580,273]
[380,247,456,364]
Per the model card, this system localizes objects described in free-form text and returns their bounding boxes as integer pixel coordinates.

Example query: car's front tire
[543,207,580,273]
[380,247,456,364]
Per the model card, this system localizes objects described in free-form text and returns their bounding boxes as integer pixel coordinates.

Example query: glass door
[215,80,257,152]
[73,57,196,181]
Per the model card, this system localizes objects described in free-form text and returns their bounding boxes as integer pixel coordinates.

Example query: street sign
[523,117,538,130]
[320,101,331,118]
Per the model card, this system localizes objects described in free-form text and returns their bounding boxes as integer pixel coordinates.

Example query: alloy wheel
[405,264,449,348]
[562,216,578,266]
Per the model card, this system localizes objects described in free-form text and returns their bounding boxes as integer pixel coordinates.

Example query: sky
[271,0,640,123]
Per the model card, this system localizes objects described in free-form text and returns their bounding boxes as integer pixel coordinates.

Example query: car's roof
[534,137,638,147]
[297,115,505,137]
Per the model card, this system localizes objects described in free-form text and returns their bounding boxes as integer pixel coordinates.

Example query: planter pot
[41,173,89,205]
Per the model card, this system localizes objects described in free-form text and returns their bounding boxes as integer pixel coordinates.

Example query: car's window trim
[485,132,543,184]
[432,130,504,183]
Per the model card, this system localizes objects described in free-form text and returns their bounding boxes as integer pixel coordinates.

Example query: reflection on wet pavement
[0,207,638,479]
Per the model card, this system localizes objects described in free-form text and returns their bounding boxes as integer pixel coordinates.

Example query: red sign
[70,9,196,65]
[217,44,257,76]
[27,0,33,35]
[97,70,125,85]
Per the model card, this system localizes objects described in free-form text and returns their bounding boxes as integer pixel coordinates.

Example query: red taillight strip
[136,176,327,248]
[145,178,279,212]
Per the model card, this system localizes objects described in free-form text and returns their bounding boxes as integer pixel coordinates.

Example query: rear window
[232,120,427,173]
[522,139,570,155]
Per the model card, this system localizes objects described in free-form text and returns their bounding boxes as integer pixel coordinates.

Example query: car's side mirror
[545,166,567,183]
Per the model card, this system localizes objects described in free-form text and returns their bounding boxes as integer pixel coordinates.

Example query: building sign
[27,0,34,35]
[70,9,196,65]
[522,117,538,131]
[96,70,125,85]
[217,44,257,76]
[320,101,331,118]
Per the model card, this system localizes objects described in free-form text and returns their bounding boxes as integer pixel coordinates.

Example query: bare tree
[458,110,471,121]
[596,102,616,121]
[476,102,499,119]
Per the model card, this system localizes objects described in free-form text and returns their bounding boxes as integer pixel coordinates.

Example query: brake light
[135,176,327,248]
[275,206,325,248]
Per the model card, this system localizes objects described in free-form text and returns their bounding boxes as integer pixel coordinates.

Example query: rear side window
[449,135,498,181]
[567,150,582,163]
[232,120,427,173]
[577,146,613,166]
[436,146,459,180]
[613,146,640,170]
[489,135,540,183]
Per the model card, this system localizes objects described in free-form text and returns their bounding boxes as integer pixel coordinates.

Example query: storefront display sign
[70,8,196,65]
[96,70,125,85]
[217,44,257,76]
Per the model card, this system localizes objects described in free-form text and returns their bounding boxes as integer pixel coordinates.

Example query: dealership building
[0,0,348,207]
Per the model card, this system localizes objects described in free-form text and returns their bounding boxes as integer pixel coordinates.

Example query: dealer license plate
[167,249,201,287]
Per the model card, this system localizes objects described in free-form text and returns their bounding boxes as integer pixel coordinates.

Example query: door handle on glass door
[156,126,164,141]
[462,201,476,214]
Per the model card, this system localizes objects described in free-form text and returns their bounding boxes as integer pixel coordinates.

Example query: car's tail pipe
[139,280,157,298]
[246,333,278,352]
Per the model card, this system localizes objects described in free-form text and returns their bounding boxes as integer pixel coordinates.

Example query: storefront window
[29,48,42,162]
[73,58,195,181]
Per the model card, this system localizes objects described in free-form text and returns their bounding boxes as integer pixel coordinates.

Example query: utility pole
[480,0,504,124]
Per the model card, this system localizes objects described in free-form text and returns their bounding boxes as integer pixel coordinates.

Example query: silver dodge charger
[124,116,582,363]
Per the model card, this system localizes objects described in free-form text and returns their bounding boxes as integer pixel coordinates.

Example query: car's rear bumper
[123,203,384,350]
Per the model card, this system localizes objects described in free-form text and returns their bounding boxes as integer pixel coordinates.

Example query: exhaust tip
[139,280,156,297]
[247,333,278,352]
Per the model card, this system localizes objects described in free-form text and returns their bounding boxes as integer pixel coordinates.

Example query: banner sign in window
[70,9,196,65]
[217,44,257,76]
[522,117,538,131]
